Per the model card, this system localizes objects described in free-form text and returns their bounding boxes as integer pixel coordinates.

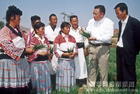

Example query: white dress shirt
[117,15,129,47]
[86,17,114,44]
[45,25,60,42]
[69,26,85,43]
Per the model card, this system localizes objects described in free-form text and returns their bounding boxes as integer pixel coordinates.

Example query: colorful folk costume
[27,34,51,94]
[0,25,30,94]
[54,33,77,92]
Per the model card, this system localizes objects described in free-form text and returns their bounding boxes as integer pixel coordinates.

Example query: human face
[115,7,127,20]
[11,15,21,27]
[70,17,78,30]
[62,26,70,35]
[93,8,104,21]
[50,16,57,26]
[36,26,45,36]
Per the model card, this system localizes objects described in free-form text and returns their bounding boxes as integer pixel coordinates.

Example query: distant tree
[0,21,4,29]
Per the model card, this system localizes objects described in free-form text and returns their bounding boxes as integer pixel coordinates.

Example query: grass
[51,48,140,94]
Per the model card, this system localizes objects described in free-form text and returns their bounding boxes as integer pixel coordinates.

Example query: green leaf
[81,31,90,38]
[49,46,53,53]
[33,44,46,51]
[79,28,90,38]
[67,48,74,53]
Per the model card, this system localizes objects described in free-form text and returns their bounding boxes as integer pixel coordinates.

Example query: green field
[52,48,140,94]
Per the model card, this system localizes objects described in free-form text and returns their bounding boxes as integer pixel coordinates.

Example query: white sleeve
[54,44,63,57]
[86,20,93,34]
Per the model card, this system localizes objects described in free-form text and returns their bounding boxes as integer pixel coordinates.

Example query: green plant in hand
[33,44,46,51]
[79,28,90,38]
[67,48,74,53]
[49,46,53,54]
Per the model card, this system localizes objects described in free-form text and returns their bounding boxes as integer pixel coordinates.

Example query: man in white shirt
[45,14,60,43]
[69,15,87,87]
[86,5,114,87]
[45,14,60,90]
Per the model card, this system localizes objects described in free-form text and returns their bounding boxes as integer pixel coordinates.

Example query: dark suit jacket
[118,16,140,55]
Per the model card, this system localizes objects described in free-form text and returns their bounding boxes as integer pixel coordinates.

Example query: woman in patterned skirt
[0,6,30,94]
[54,22,77,92]
[27,22,51,94]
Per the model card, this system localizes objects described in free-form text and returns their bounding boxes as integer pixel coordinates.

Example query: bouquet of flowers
[79,28,90,38]
[33,44,47,51]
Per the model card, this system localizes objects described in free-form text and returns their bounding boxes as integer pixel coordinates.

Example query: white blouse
[55,33,77,57]
[86,17,114,44]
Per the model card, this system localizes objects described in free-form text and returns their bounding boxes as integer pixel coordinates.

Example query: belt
[0,49,4,52]
[49,41,53,44]
[0,49,25,59]
[76,42,84,48]
[61,56,70,58]
[0,53,25,59]
[89,42,111,46]
[34,55,48,61]
[62,50,74,53]
[0,54,12,59]
[61,50,72,58]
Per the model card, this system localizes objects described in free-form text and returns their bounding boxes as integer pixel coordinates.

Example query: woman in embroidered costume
[27,22,51,94]
[54,22,77,92]
[0,6,30,94]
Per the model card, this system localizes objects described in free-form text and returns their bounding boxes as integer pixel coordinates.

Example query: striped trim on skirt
[0,58,30,88]
[31,61,51,94]
[56,58,76,92]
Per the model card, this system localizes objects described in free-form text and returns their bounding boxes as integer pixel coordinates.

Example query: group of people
[0,2,140,94]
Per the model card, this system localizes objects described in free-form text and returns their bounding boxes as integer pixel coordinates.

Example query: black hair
[6,5,22,23]
[49,14,57,20]
[60,22,71,29]
[33,22,45,33]
[70,15,78,21]
[59,22,71,34]
[114,3,128,14]
[94,5,105,14]
[31,15,41,25]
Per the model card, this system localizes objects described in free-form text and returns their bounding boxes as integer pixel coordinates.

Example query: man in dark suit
[114,3,140,90]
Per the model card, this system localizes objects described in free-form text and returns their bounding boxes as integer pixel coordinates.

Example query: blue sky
[0,0,140,29]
